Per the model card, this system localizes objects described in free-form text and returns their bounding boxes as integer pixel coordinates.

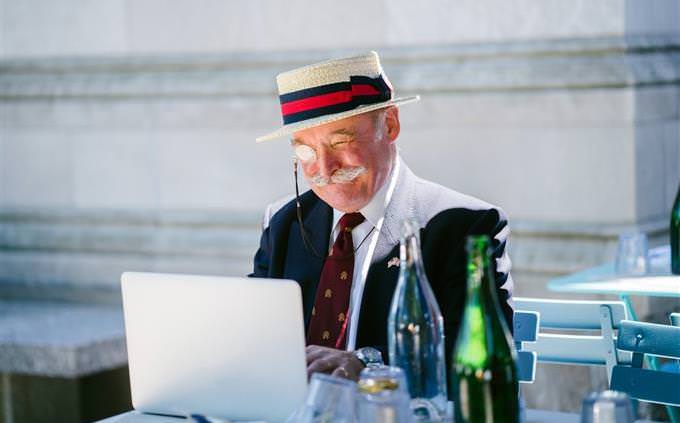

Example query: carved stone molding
[1,36,678,100]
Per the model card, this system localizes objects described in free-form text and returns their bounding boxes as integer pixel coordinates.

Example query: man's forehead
[292,128,354,144]
[291,113,374,144]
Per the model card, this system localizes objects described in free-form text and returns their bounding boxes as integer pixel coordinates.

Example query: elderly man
[251,51,513,381]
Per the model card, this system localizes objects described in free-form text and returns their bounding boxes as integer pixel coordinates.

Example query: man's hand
[306,345,365,381]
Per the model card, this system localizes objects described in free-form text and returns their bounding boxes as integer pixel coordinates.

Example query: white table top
[549,271,680,297]
[548,246,680,298]
[98,411,180,423]
[97,409,579,423]
[97,409,660,423]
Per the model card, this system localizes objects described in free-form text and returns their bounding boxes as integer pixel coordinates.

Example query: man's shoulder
[409,173,507,225]
[408,176,510,258]
[261,194,295,229]
[260,190,320,230]
[372,161,509,260]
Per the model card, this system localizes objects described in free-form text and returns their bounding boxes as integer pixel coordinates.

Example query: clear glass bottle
[451,235,519,423]
[387,219,448,421]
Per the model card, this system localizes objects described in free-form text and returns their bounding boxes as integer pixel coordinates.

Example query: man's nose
[315,149,340,177]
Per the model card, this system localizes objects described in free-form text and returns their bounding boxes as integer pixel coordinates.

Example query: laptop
[121,272,308,423]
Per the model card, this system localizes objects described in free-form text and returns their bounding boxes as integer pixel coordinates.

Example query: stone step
[0,208,262,302]
[0,300,126,378]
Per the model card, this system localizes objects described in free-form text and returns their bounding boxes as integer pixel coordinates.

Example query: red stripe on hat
[281,91,351,116]
[281,84,381,116]
[351,84,381,97]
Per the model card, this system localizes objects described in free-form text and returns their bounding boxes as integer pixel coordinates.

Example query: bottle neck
[399,219,425,276]
[401,234,421,266]
[466,237,493,298]
[401,233,428,285]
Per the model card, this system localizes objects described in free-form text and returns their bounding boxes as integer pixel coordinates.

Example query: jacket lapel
[355,158,418,347]
[373,157,418,262]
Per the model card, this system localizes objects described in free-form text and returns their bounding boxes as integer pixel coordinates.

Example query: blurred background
[0,1,678,422]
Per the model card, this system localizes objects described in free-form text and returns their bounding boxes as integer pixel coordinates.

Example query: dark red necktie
[307,212,365,348]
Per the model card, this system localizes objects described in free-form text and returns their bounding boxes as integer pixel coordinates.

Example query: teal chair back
[513,297,630,383]
[513,310,539,383]
[610,320,680,407]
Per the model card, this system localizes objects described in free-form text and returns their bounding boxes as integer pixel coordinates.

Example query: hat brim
[255,95,420,143]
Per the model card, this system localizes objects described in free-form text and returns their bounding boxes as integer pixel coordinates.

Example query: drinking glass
[615,232,649,276]
[358,365,409,396]
[581,391,635,423]
[357,366,414,423]
[289,373,356,423]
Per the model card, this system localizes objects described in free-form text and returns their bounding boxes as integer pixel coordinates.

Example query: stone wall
[1,0,679,419]
[2,37,678,302]
[2,0,679,57]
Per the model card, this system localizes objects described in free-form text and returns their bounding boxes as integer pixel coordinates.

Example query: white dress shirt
[328,163,395,351]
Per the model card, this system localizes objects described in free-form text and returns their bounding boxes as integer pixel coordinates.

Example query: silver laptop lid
[121,272,308,423]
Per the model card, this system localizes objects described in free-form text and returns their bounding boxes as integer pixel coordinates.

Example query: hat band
[279,75,392,125]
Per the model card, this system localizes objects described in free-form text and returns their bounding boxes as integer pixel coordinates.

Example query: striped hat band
[279,75,391,125]
[256,51,419,142]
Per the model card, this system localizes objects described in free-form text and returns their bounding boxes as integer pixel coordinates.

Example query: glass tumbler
[289,373,356,423]
[615,232,649,276]
[581,391,635,423]
[357,366,414,423]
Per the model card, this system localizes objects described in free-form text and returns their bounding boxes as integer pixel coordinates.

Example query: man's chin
[312,185,367,212]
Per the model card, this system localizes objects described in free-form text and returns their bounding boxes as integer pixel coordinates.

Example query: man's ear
[384,106,400,143]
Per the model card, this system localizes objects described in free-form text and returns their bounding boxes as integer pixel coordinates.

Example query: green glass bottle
[451,235,519,423]
[671,184,680,275]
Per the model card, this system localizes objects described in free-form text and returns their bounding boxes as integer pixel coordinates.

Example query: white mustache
[310,166,367,187]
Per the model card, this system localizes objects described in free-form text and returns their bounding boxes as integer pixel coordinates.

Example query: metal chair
[513,310,539,383]
[610,320,680,407]
[513,297,631,383]
[664,312,680,374]
[671,312,680,327]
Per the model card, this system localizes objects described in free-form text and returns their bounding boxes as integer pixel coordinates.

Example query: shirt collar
[331,161,394,231]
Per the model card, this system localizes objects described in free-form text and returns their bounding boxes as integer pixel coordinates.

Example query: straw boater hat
[256,51,419,142]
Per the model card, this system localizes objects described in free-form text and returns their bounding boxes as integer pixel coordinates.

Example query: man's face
[292,108,399,213]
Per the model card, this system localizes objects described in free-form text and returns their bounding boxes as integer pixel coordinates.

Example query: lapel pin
[387,257,400,268]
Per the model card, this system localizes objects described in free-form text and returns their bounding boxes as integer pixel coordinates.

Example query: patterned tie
[307,212,365,348]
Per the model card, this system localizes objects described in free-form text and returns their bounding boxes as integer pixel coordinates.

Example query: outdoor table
[95,250,679,423]
[547,245,680,321]
[547,244,679,422]
[95,408,605,423]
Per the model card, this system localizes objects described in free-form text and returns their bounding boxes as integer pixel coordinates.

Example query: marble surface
[0,300,127,377]
[548,246,680,297]
[2,36,679,98]
[2,0,679,58]
[2,7,678,416]
[95,409,578,423]
[1,39,677,220]
[551,274,680,297]
[0,209,260,302]
[95,408,661,423]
